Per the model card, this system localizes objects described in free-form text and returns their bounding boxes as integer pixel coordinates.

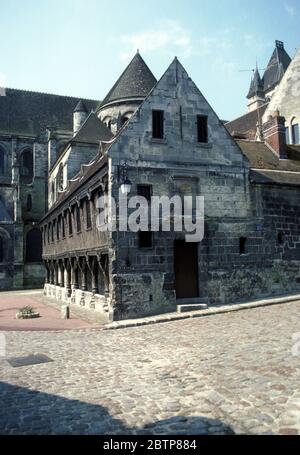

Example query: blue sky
[0,0,299,120]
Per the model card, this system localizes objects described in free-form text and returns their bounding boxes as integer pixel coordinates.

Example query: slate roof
[236,139,300,186]
[247,68,264,99]
[225,104,268,140]
[40,154,109,220]
[74,100,88,113]
[262,41,291,94]
[98,52,157,108]
[0,88,99,137]
[71,112,113,144]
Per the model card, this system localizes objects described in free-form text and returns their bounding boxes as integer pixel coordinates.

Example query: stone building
[226,40,293,140]
[0,89,98,289]
[247,40,291,112]
[40,51,300,321]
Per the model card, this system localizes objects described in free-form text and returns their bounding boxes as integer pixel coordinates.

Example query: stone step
[177,297,207,305]
[177,300,208,313]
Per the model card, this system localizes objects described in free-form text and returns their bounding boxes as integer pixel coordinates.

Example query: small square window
[197,115,208,143]
[139,231,153,248]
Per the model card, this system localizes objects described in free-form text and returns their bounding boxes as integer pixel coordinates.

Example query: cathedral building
[1,42,300,321]
[0,90,98,289]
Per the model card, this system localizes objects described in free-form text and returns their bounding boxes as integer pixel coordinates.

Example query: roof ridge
[3,86,99,102]
[226,103,269,125]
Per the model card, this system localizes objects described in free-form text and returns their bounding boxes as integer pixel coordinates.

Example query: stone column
[71,258,79,290]
[87,257,97,309]
[64,259,72,298]
[58,261,64,287]
[49,261,53,284]
[79,257,87,291]
[98,254,110,300]
[91,258,98,295]
[54,261,59,286]
[44,261,49,284]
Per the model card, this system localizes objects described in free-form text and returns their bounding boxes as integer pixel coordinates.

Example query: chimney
[73,100,88,134]
[262,111,287,159]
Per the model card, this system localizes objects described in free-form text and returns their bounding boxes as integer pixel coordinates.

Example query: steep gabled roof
[0,88,99,137]
[262,41,291,94]
[71,112,113,144]
[98,52,157,108]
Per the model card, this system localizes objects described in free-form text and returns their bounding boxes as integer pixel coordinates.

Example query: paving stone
[0,301,300,434]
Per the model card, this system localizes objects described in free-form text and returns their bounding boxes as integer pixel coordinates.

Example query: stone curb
[103,294,300,331]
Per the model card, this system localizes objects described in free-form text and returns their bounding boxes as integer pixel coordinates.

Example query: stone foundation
[206,260,300,305]
[44,284,111,321]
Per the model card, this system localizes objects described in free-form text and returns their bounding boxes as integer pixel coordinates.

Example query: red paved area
[0,291,99,331]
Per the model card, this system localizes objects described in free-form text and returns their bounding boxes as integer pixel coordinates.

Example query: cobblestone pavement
[0,301,299,435]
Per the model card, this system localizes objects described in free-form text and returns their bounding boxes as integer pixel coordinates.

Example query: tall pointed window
[20,149,33,182]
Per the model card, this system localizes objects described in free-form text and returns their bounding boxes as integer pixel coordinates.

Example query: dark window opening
[139,231,153,248]
[121,116,129,126]
[57,216,61,241]
[0,148,5,175]
[53,221,56,242]
[137,184,152,202]
[239,237,247,255]
[76,205,81,233]
[278,232,284,245]
[197,115,208,143]
[51,223,54,243]
[62,215,65,238]
[0,237,4,262]
[26,229,42,262]
[20,149,33,182]
[47,223,50,244]
[26,194,32,211]
[86,199,92,229]
[68,210,73,236]
[43,226,47,245]
[152,110,164,139]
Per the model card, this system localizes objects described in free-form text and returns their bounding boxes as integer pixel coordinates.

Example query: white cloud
[284,2,295,16]
[119,20,192,62]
